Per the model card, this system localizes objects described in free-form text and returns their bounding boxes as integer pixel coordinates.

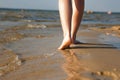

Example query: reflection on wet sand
[59,50,91,80]
[59,49,120,80]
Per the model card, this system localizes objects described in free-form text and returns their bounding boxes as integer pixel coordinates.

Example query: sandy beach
[0,9,120,80]
[0,22,120,80]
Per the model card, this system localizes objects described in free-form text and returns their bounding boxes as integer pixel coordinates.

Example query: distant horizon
[0,7,120,13]
[0,0,120,12]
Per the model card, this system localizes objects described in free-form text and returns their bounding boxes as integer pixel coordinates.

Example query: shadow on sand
[69,42,116,49]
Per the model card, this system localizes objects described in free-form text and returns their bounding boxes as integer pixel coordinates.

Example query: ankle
[71,36,76,43]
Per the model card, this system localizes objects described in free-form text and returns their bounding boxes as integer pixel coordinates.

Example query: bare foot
[58,36,72,50]
[71,39,83,44]
[73,40,83,44]
[71,36,82,44]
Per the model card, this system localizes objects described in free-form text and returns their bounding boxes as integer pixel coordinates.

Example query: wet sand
[0,23,120,80]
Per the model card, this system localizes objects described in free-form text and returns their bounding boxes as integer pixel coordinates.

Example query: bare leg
[58,0,72,50]
[71,0,84,44]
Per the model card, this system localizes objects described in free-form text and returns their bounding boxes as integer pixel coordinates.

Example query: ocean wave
[27,24,47,29]
[0,49,21,76]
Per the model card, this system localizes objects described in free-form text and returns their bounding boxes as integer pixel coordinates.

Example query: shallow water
[0,49,21,76]
[100,34,120,49]
[0,8,120,80]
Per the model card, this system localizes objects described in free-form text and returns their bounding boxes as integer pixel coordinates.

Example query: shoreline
[0,23,120,79]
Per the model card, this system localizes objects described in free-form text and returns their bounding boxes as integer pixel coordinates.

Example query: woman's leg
[71,0,84,44]
[58,0,72,50]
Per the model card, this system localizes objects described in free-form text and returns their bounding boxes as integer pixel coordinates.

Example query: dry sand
[0,25,120,80]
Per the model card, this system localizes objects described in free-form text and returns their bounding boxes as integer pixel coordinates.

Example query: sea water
[0,8,120,25]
